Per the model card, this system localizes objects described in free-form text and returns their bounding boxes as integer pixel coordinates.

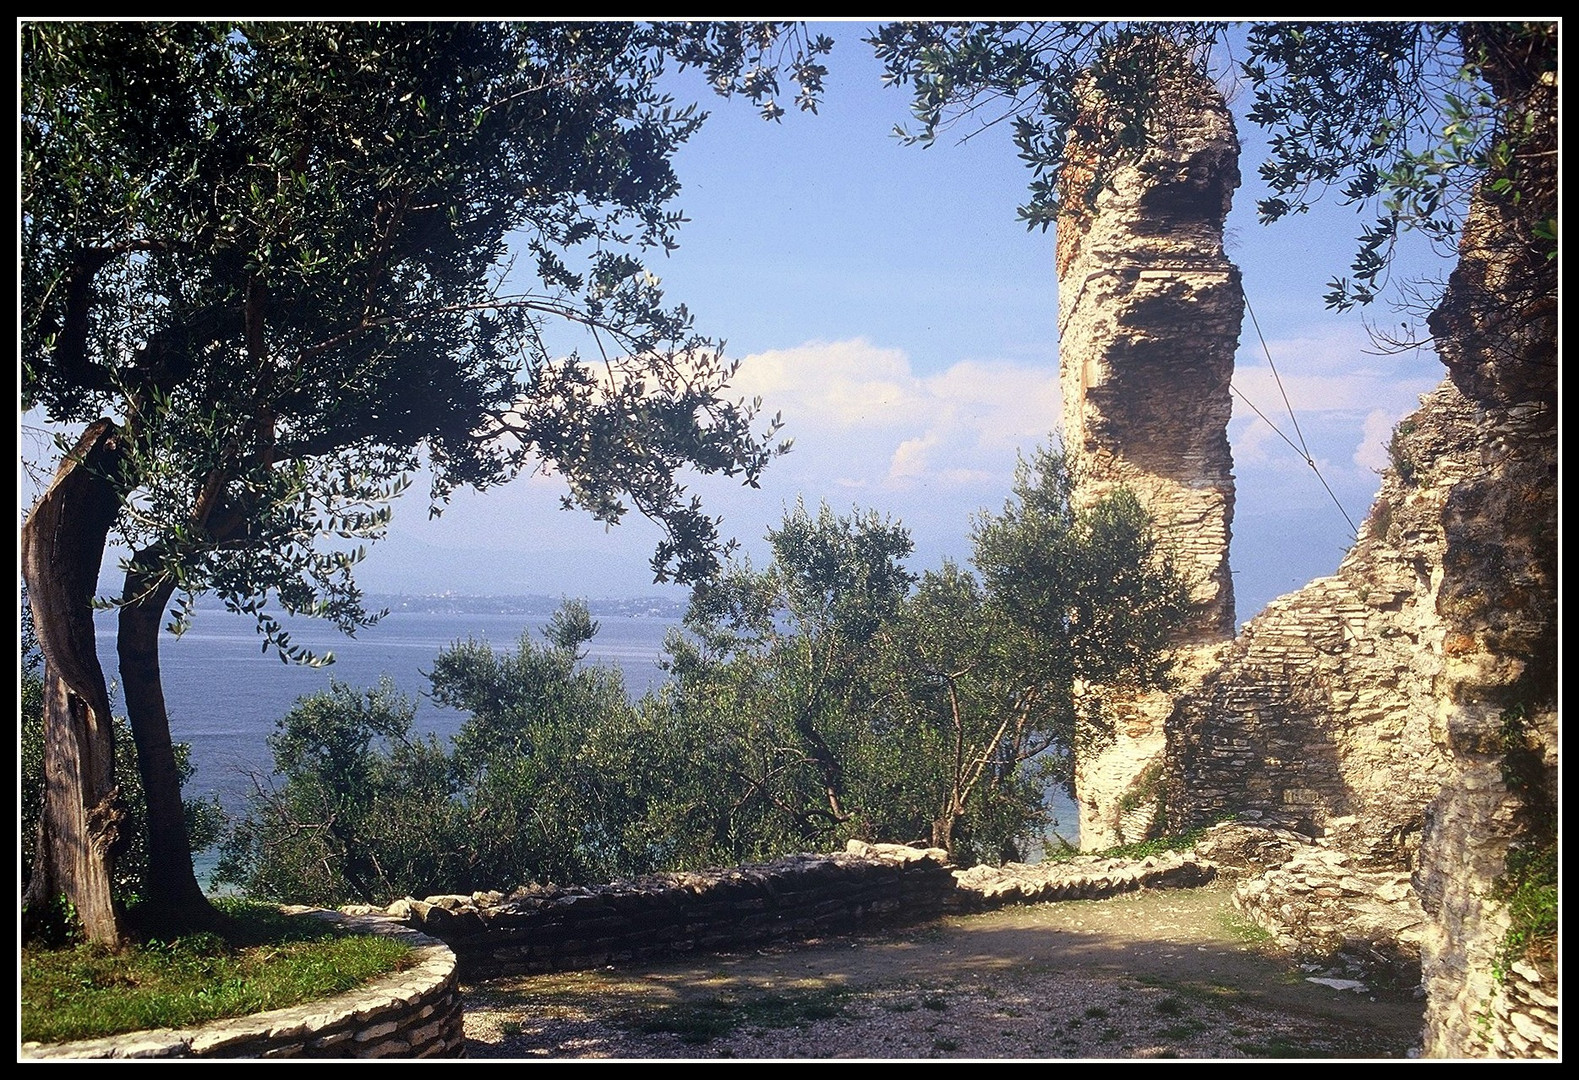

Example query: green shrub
[1385,419,1421,485]
[220,448,1191,901]
[1494,701,1558,979]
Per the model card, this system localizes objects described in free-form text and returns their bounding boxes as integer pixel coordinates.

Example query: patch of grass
[1234,1037,1333,1058]
[1043,826,1211,864]
[1494,701,1558,981]
[623,988,849,1045]
[933,1037,958,1052]
[1385,419,1420,485]
[1084,1005,1109,1019]
[1220,908,1275,947]
[1099,1025,1123,1043]
[921,994,948,1011]
[1366,499,1395,541]
[1154,996,1186,1017]
[1495,842,1557,978]
[1157,1020,1207,1040]
[21,899,413,1046]
[635,1004,737,1045]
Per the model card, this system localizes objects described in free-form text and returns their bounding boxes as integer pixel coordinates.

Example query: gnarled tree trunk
[20,420,128,945]
[118,559,227,936]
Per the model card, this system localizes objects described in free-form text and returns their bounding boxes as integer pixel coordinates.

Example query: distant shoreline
[172,591,690,620]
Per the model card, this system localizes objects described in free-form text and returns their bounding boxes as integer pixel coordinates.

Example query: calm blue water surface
[93,607,678,814]
[91,605,1079,881]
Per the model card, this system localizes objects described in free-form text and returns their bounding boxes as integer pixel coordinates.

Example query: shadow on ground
[462,880,1425,1059]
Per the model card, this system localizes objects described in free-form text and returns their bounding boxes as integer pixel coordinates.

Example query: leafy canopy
[21,21,832,656]
[868,20,1554,313]
[220,449,1191,899]
[667,447,1189,862]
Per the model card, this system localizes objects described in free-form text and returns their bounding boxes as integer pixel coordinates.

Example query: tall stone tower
[1056,49,1242,848]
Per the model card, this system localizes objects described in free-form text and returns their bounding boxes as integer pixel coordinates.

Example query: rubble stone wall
[1195,822,1428,990]
[390,844,958,981]
[1161,25,1557,1057]
[1164,383,1476,857]
[1411,26,1558,1058]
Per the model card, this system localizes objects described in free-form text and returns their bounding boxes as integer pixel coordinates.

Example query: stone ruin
[1055,31,1556,1059]
[1161,382,1474,851]
[1055,48,1241,848]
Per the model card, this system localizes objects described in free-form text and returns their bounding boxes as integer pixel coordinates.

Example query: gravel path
[462,881,1425,1059]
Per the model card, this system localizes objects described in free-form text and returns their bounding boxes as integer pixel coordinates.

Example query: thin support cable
[1244,294,1313,460]
[1235,295,1361,539]
[1230,384,1306,459]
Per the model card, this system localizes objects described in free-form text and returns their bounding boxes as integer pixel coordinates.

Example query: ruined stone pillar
[1056,49,1242,849]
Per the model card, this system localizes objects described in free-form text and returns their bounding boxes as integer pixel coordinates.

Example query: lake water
[90,602,1078,880]
[93,605,679,813]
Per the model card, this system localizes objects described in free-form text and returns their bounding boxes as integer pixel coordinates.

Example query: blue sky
[352,22,1448,623]
[24,21,1452,626]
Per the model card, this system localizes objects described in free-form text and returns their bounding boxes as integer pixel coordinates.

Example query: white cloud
[888,432,940,481]
[356,328,1447,602]
[1231,417,1280,465]
[728,339,926,429]
[728,338,1062,497]
[1232,326,1439,418]
[1354,408,1398,473]
[1229,325,1442,494]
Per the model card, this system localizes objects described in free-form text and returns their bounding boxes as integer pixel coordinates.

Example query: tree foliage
[868,20,1555,314]
[219,452,1189,901]
[662,503,919,852]
[662,447,1188,865]
[23,21,832,627]
[20,20,830,938]
[1241,21,1557,310]
[216,677,464,906]
[218,611,686,903]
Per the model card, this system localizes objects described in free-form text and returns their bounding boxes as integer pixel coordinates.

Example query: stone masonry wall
[390,843,958,981]
[1057,45,1242,848]
[1162,26,1557,1057]
[1199,822,1428,991]
[1164,383,1476,858]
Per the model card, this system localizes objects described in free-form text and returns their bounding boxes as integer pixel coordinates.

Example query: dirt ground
[461,880,1426,1059]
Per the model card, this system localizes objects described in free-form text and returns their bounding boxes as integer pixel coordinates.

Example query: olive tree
[883,448,1190,860]
[667,451,1188,863]
[20,20,831,941]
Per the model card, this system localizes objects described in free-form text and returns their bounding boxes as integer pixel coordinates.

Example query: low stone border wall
[1232,843,1426,988]
[385,842,1226,980]
[383,842,957,981]
[949,850,1216,911]
[21,909,463,1060]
